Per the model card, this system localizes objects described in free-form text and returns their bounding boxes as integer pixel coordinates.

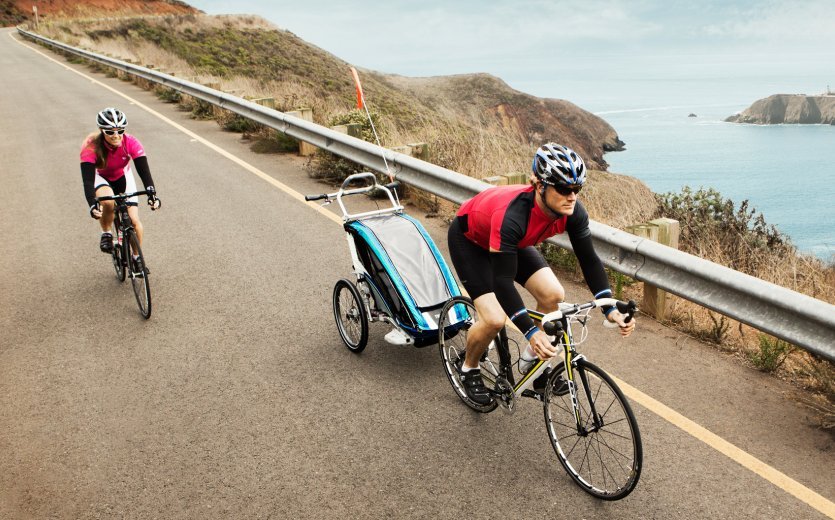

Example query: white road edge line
[12,30,834,519]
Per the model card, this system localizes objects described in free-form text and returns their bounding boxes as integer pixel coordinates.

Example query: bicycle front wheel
[543,359,642,500]
[126,230,151,319]
[437,296,499,413]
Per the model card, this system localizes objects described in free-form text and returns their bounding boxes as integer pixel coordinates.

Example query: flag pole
[350,67,394,183]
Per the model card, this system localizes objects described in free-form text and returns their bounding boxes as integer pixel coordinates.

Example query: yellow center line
[612,375,835,518]
[13,29,834,519]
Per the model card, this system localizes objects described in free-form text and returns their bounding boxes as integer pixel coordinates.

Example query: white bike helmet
[96,107,128,129]
[531,143,586,187]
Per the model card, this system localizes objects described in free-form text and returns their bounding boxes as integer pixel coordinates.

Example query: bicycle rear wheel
[437,296,499,413]
[126,230,151,319]
[332,279,368,353]
[543,359,642,500]
[111,221,125,282]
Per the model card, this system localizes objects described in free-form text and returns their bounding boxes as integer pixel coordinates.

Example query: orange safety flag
[350,67,364,110]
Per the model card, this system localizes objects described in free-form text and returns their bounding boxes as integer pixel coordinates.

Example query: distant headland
[726,92,835,124]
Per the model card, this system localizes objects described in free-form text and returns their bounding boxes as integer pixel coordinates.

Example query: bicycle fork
[517,329,604,437]
[561,333,604,437]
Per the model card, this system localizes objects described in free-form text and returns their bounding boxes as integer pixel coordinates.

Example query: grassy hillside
[45,16,621,166]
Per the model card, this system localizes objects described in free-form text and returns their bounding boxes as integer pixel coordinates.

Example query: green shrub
[154,85,182,103]
[700,311,730,345]
[190,99,214,119]
[748,334,795,372]
[610,271,636,300]
[251,131,298,153]
[539,242,578,273]
[655,186,790,272]
[309,109,381,183]
[222,114,261,133]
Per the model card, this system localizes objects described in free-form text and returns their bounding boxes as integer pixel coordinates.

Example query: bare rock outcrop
[726,94,835,124]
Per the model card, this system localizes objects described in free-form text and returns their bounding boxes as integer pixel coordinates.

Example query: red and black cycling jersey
[453,184,613,338]
[456,184,590,252]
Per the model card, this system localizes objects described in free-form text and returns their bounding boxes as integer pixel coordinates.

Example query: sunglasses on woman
[103,128,125,136]
[553,184,583,196]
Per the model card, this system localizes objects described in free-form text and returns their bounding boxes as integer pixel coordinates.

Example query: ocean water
[598,104,835,262]
[511,65,835,262]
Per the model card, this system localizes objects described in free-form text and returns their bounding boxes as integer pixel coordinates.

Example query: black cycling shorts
[448,216,548,301]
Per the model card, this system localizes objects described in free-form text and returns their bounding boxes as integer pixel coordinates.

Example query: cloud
[698,0,835,46]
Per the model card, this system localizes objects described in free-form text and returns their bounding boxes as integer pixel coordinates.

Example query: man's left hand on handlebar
[606,310,636,337]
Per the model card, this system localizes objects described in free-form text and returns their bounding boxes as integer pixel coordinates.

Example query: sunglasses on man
[102,128,125,136]
[552,184,583,196]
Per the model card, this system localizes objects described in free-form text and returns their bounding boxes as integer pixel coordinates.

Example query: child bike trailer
[305,173,469,353]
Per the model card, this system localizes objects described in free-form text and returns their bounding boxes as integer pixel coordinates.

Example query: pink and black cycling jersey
[80,133,145,181]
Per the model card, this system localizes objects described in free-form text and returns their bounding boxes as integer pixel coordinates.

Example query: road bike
[96,191,152,319]
[438,296,642,500]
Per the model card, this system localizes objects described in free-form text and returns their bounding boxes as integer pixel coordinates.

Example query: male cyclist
[80,108,160,269]
[447,143,636,406]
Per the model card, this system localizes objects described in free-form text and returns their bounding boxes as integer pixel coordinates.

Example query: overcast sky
[184,1,835,107]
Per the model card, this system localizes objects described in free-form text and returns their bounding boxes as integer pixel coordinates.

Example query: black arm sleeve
[490,252,539,339]
[133,156,155,189]
[567,203,614,313]
[81,162,98,207]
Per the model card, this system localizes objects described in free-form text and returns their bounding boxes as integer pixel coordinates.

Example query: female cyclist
[80,107,161,269]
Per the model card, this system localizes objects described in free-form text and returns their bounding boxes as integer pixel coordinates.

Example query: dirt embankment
[5,0,197,24]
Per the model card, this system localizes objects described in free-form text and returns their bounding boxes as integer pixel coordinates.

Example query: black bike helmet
[96,107,128,129]
[531,143,586,186]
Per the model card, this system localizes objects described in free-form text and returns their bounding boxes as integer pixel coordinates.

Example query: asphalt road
[1,28,833,519]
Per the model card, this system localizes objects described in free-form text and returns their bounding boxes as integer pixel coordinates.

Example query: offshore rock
[726,94,835,124]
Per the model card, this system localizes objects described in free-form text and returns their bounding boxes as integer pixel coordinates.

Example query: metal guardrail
[17,27,835,361]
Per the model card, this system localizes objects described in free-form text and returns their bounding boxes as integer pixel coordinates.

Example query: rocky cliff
[385,73,625,169]
[726,94,835,124]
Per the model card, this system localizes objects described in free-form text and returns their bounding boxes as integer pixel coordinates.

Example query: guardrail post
[252,97,276,109]
[483,176,508,186]
[286,108,317,156]
[628,219,680,319]
[503,172,530,185]
[408,142,429,161]
[332,123,362,138]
